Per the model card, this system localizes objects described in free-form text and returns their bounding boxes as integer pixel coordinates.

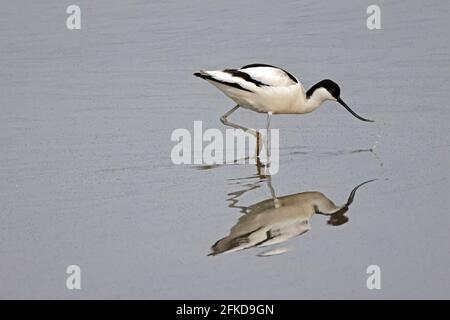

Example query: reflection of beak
[337,97,374,122]
[315,179,377,217]
[328,178,377,216]
[344,179,377,209]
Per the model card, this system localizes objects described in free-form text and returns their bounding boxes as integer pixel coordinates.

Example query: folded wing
[239,63,299,87]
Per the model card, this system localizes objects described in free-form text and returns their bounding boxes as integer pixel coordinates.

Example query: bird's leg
[257,112,272,166]
[256,132,261,158]
[256,154,264,173]
[220,105,257,135]
[220,105,261,158]
[265,112,272,161]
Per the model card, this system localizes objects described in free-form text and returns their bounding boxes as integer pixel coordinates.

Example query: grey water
[1,0,449,299]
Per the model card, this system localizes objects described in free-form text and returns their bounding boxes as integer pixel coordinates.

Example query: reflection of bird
[209,179,374,256]
[195,64,374,156]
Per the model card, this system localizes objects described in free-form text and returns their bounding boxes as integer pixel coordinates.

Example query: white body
[199,65,335,114]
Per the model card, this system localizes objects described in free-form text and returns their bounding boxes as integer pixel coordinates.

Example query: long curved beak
[343,179,377,209]
[337,97,374,122]
[314,179,377,216]
[331,179,377,215]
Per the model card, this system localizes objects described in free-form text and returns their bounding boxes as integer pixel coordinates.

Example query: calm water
[1,0,449,299]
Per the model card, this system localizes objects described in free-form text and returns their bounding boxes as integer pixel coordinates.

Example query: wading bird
[210,178,375,256]
[194,64,374,156]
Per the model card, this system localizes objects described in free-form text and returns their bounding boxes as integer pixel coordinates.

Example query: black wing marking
[240,63,298,84]
[252,229,279,247]
[209,226,265,256]
[194,72,253,92]
[223,69,268,87]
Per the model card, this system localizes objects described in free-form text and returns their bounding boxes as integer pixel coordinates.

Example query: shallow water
[1,0,450,299]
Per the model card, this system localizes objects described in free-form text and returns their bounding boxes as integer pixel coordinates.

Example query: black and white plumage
[195,64,305,114]
[194,63,374,121]
[209,179,375,256]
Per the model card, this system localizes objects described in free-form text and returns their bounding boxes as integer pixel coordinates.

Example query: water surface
[1,0,449,299]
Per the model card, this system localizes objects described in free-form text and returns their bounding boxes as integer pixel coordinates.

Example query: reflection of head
[327,208,349,226]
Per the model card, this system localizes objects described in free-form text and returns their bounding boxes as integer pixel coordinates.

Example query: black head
[306,79,340,99]
[327,211,349,226]
[306,79,374,122]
